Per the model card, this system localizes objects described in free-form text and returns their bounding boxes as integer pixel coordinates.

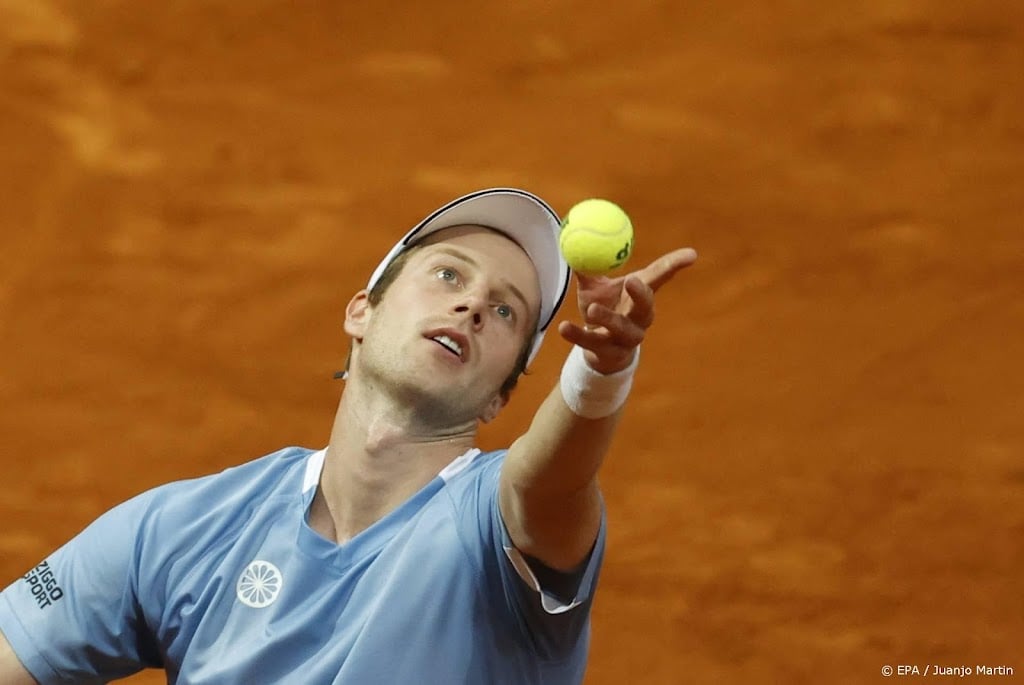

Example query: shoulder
[133,446,317,537]
[438,448,507,497]
[430,448,509,540]
[111,446,321,592]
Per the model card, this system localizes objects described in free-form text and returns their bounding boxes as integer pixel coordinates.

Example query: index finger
[635,247,698,292]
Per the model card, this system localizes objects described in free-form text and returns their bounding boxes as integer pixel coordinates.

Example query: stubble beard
[360,340,489,430]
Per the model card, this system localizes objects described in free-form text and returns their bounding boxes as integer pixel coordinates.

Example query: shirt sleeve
[0,491,161,684]
[456,453,607,661]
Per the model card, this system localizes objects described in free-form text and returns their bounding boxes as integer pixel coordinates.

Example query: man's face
[349,225,542,424]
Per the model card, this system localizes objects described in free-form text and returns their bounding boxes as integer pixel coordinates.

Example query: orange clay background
[1,3,1022,683]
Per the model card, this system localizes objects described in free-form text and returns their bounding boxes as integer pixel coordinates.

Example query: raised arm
[499,247,697,570]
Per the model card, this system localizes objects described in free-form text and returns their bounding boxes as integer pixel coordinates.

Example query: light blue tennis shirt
[0,446,605,684]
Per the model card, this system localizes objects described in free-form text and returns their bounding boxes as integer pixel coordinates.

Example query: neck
[309,375,477,543]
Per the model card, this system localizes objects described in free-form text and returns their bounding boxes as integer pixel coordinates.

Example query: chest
[149,500,494,684]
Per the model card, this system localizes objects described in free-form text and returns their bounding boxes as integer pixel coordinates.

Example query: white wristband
[559,345,639,419]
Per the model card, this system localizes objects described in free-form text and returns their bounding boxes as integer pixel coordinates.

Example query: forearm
[506,384,620,497]
[499,366,627,571]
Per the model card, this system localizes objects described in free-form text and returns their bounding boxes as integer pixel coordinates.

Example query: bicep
[498,471,602,571]
[0,629,37,685]
[462,458,606,659]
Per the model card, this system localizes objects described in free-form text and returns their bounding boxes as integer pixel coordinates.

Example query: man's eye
[436,268,458,283]
[496,304,513,320]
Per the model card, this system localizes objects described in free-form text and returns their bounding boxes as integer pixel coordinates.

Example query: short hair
[350,243,534,400]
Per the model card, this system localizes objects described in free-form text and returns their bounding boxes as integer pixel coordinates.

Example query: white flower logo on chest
[236,560,283,608]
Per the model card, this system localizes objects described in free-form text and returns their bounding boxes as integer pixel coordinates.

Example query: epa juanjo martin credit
[883,664,1014,677]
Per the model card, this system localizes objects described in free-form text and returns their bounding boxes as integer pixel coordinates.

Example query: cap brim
[368,188,570,365]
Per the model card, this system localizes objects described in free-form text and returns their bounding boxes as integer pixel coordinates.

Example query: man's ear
[479,393,508,424]
[344,290,372,339]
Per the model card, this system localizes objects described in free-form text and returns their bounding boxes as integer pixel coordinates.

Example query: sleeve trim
[501,545,585,615]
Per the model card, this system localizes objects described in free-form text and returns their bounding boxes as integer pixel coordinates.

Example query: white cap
[368,187,571,365]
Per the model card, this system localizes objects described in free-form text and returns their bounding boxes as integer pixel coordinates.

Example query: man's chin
[398,380,490,426]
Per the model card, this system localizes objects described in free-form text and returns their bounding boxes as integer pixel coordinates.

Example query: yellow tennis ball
[559,198,634,276]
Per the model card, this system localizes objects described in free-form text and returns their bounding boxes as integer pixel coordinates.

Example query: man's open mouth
[430,334,464,360]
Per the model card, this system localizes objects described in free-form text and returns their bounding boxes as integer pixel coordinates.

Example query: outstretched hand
[557,247,697,375]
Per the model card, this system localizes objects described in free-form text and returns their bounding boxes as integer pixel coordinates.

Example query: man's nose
[453,292,486,329]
